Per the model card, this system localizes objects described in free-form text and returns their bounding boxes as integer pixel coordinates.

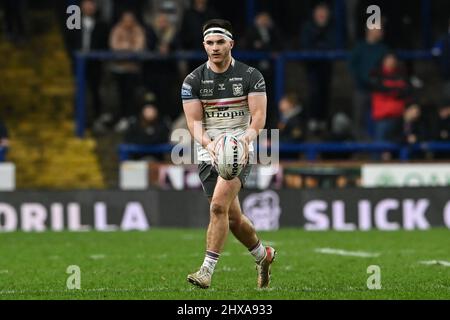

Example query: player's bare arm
[241,94,267,162]
[183,100,219,164]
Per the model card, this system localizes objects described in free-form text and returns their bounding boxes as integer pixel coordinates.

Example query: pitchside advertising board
[362,163,450,187]
[0,188,449,232]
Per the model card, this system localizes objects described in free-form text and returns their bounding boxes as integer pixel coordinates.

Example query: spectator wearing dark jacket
[369,53,411,144]
[177,0,219,73]
[349,27,389,140]
[277,94,305,160]
[67,0,110,127]
[278,94,305,143]
[178,0,218,50]
[300,3,336,135]
[125,103,169,146]
[245,12,283,130]
[245,12,283,51]
[67,0,110,54]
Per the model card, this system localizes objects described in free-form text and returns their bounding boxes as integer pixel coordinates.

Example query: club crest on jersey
[181,83,192,98]
[232,83,243,96]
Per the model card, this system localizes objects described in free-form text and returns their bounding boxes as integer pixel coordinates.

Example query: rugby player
[181,19,276,289]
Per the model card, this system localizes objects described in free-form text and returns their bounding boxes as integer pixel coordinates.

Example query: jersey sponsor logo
[204,110,246,119]
[254,78,266,90]
[229,77,243,82]
[201,80,214,84]
[231,142,239,176]
[218,83,226,91]
[232,83,243,96]
[181,83,192,98]
[246,67,255,74]
[200,88,214,97]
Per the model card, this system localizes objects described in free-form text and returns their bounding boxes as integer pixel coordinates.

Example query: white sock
[201,250,219,274]
[249,241,266,263]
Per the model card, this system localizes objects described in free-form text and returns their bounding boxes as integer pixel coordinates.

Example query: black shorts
[198,161,253,198]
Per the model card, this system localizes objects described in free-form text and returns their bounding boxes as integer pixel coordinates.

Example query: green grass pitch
[0,229,449,299]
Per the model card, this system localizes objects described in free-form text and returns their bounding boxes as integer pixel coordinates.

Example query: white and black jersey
[181,58,266,162]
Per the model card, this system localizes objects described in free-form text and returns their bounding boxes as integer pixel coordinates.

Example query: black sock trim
[206,250,220,260]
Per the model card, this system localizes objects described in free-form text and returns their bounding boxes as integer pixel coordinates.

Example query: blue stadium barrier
[118,144,173,162]
[410,142,450,153]
[74,49,435,138]
[117,142,450,162]
[0,147,7,162]
[274,142,402,161]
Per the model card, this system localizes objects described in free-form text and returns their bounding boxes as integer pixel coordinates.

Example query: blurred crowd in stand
[2,0,449,162]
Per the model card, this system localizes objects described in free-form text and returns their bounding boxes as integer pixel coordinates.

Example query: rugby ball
[215,134,245,180]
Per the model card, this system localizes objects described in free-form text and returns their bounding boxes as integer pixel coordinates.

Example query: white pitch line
[0,270,9,274]
[315,248,380,258]
[419,260,450,267]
